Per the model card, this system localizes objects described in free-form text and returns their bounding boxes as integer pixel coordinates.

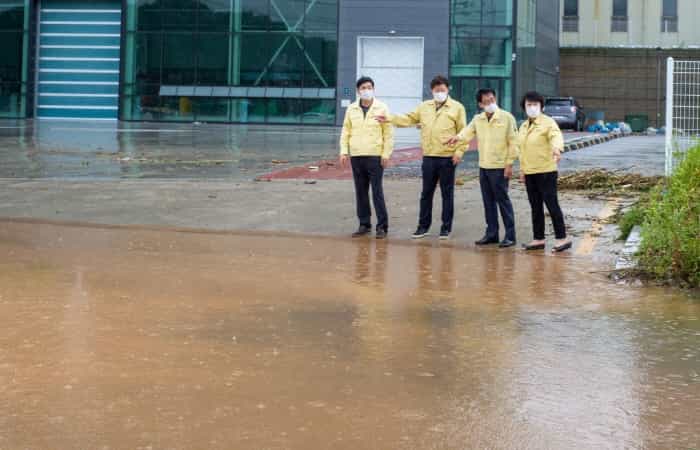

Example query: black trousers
[479,168,516,241]
[419,156,456,232]
[351,156,388,231]
[524,171,566,240]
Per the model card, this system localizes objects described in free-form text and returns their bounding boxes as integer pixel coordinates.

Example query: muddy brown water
[0,221,698,450]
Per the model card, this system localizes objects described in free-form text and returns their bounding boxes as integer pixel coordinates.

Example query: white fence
[665,58,700,176]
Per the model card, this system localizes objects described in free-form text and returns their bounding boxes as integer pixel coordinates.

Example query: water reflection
[0,120,341,179]
[0,220,698,449]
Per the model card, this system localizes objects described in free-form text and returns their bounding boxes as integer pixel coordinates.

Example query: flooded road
[0,221,698,449]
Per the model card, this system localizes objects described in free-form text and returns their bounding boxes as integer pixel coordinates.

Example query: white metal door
[356,36,424,115]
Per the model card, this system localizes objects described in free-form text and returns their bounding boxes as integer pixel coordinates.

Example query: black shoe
[376,229,387,240]
[412,227,429,239]
[475,236,499,245]
[499,239,516,248]
[522,242,545,251]
[439,229,451,240]
[352,225,371,238]
[552,241,572,253]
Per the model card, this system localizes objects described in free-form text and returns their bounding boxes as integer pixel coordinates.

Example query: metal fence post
[665,57,674,177]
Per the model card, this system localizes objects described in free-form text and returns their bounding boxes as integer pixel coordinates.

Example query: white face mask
[483,103,498,114]
[359,89,374,100]
[526,105,541,118]
[433,92,448,103]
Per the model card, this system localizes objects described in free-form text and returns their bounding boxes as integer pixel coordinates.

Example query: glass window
[196,33,228,84]
[267,98,301,123]
[198,0,230,32]
[241,0,270,30]
[266,37,304,87]
[452,38,507,66]
[301,99,335,124]
[0,82,22,117]
[0,4,23,29]
[563,0,577,16]
[662,0,677,17]
[304,0,337,32]
[162,33,196,84]
[452,0,511,26]
[302,32,336,88]
[0,30,22,82]
[137,9,162,31]
[161,9,197,31]
[450,1,514,110]
[135,33,163,83]
[160,95,195,121]
[239,33,277,85]
[242,98,267,123]
[612,0,627,17]
[611,0,628,32]
[269,0,304,31]
[193,97,230,121]
[661,0,678,32]
[0,0,27,118]
[159,0,199,9]
[122,0,339,124]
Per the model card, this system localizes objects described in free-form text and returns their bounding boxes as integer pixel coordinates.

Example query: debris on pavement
[558,169,663,192]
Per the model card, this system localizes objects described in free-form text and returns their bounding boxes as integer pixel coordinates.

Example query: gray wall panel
[336,0,450,125]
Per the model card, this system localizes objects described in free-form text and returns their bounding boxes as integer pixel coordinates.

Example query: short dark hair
[356,76,374,89]
[476,88,497,104]
[520,91,545,110]
[430,75,450,89]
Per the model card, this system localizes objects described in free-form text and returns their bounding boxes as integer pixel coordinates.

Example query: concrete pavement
[559,135,665,176]
[0,120,664,264]
[0,177,617,261]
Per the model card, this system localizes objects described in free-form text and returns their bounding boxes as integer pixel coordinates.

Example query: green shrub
[616,198,648,240]
[637,146,700,287]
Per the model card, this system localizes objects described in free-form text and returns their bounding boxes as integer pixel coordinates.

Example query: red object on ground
[259,139,478,181]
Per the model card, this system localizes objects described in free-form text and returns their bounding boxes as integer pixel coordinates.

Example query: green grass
[616,198,648,240]
[629,145,700,288]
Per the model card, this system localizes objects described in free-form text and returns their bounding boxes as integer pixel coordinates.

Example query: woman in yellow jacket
[517,91,572,252]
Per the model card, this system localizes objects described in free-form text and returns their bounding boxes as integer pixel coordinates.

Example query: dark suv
[544,97,586,131]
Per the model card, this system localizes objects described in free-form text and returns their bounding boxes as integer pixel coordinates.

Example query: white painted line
[40,57,119,61]
[37,117,118,121]
[41,21,121,25]
[41,9,122,13]
[40,81,119,85]
[41,33,120,37]
[39,93,118,97]
[51,127,193,133]
[39,69,119,73]
[41,45,120,49]
[39,105,118,110]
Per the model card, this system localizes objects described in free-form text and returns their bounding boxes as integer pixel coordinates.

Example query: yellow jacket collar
[476,108,504,122]
[429,96,456,109]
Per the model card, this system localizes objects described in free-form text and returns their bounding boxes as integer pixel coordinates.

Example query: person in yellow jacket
[517,91,572,252]
[340,76,394,239]
[446,88,518,248]
[376,75,467,240]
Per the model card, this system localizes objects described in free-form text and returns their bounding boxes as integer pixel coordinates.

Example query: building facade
[559,0,700,126]
[0,0,560,125]
[560,0,700,48]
